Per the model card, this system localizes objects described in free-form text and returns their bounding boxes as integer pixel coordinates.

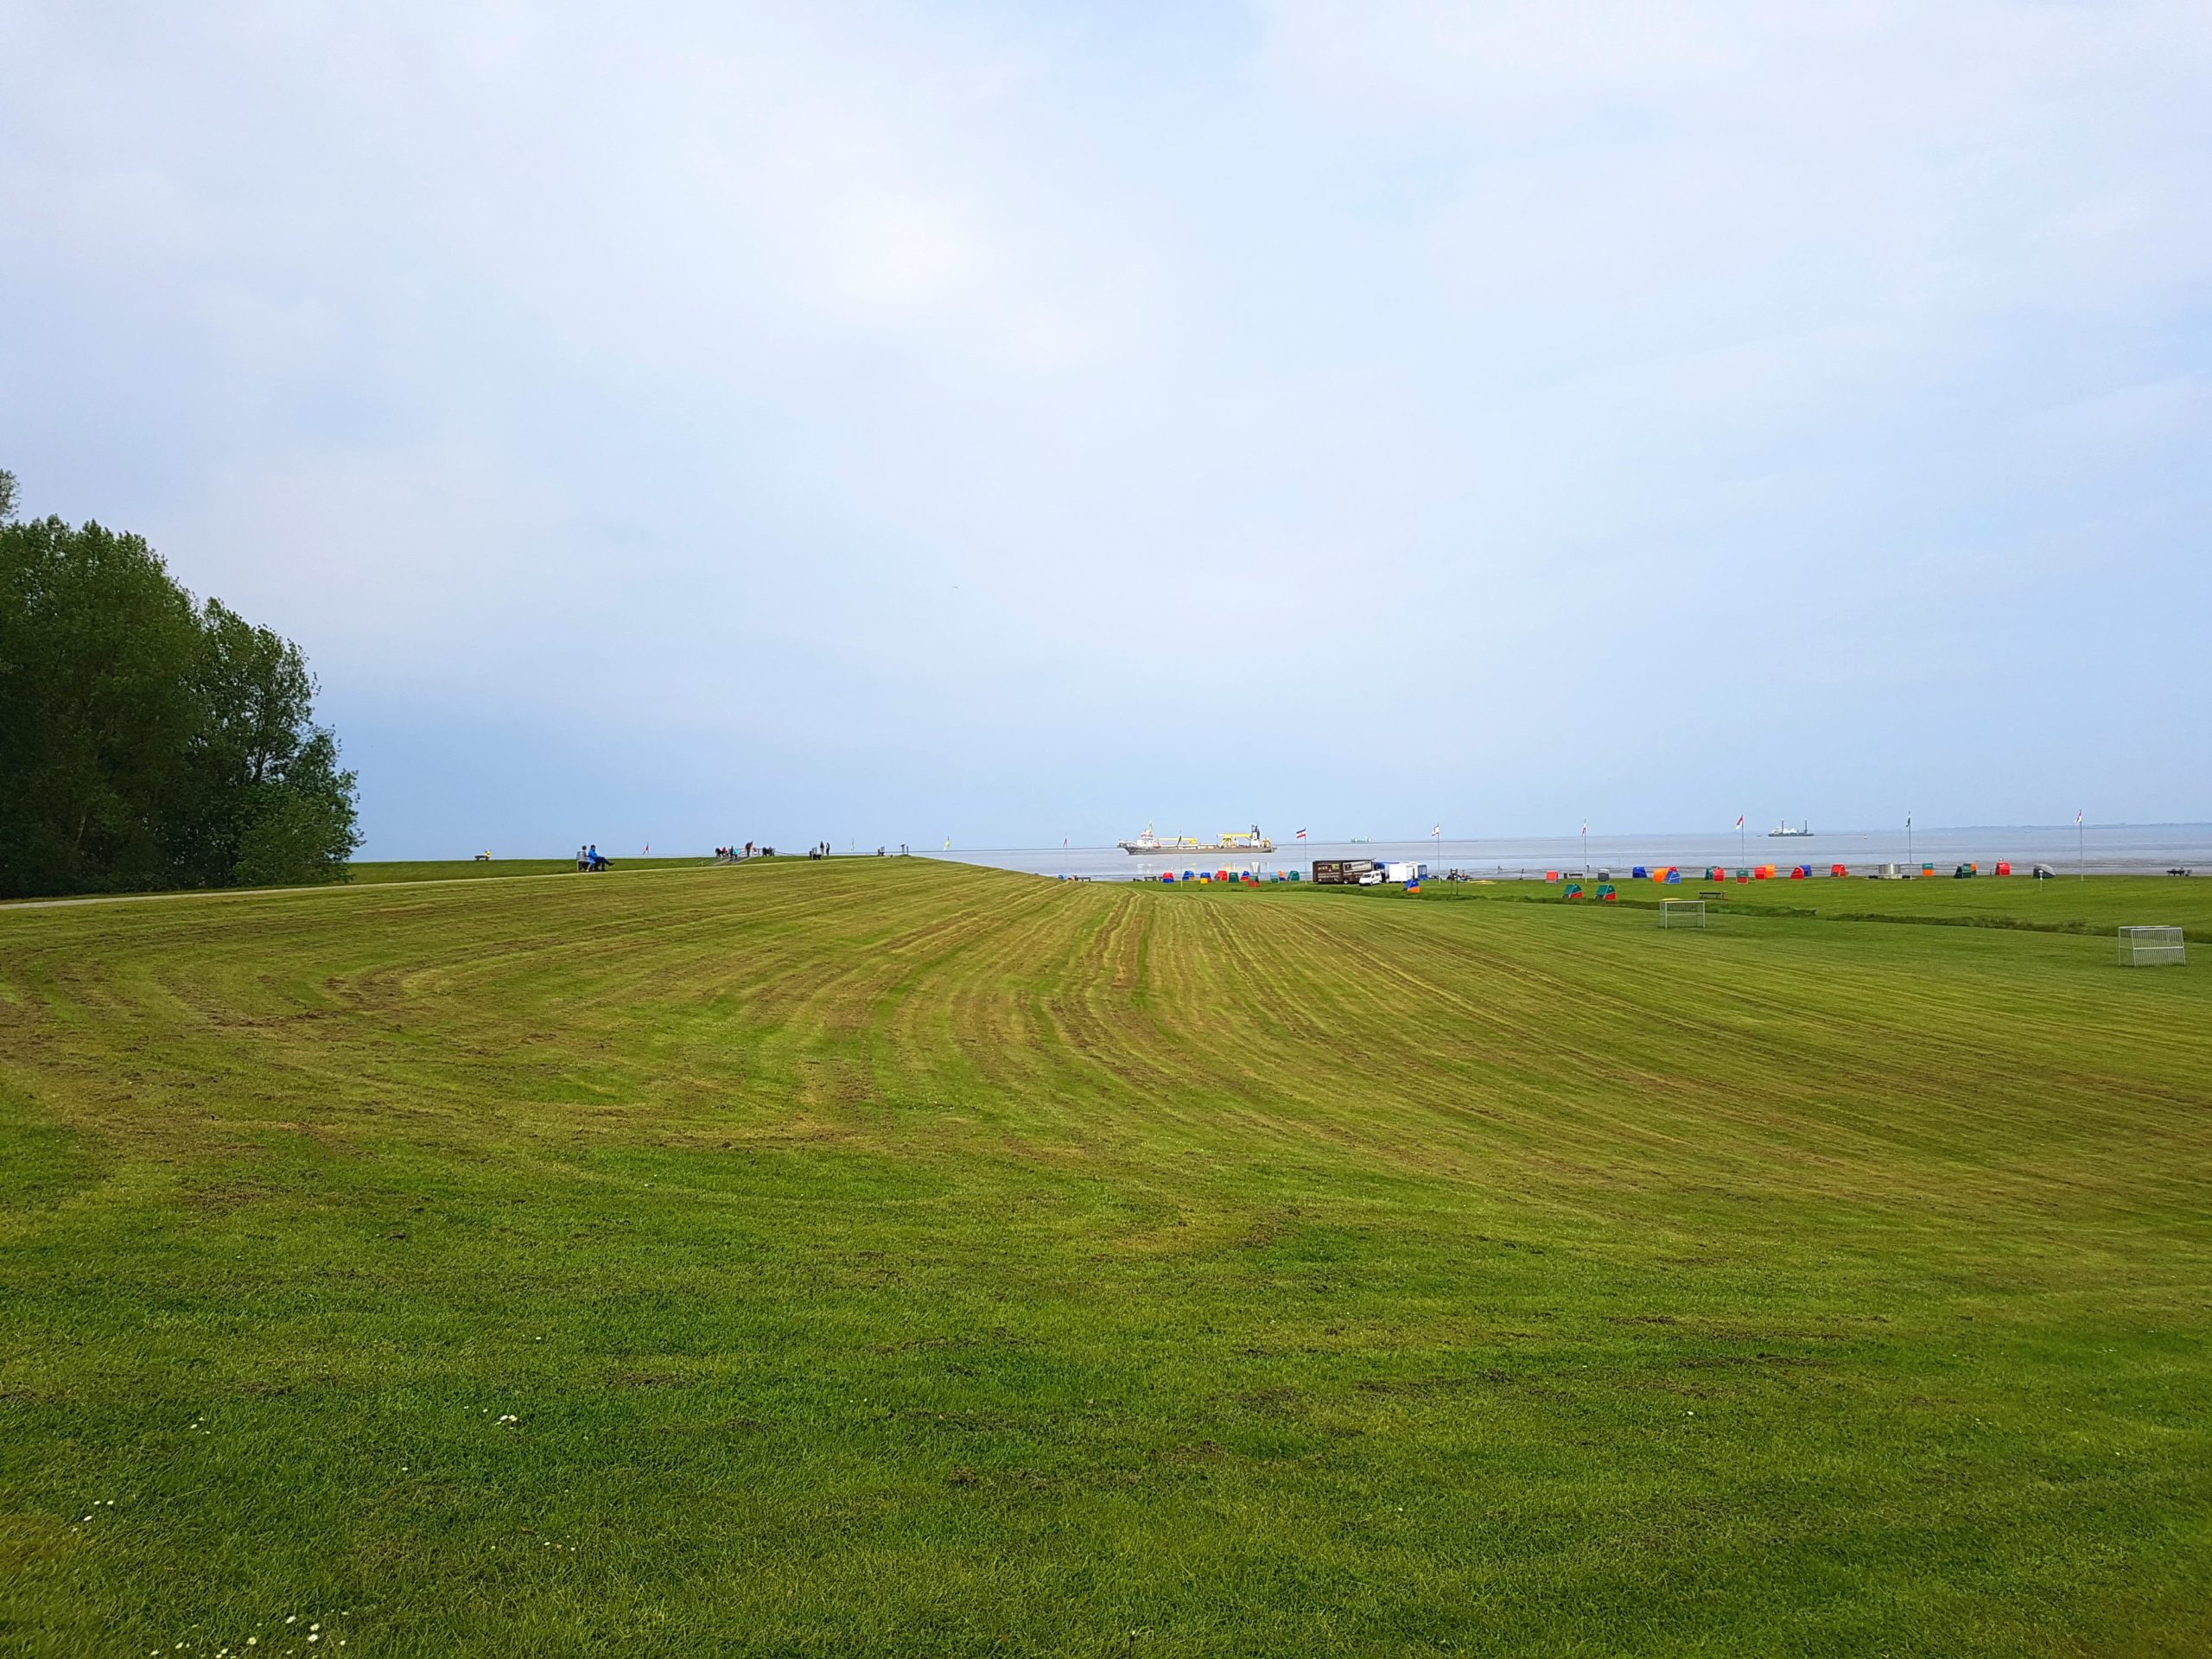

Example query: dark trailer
[1311,858,1381,886]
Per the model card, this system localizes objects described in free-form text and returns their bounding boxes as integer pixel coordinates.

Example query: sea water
[926,824,2212,883]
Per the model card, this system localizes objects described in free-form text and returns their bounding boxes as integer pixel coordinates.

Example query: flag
[2075,810,2084,825]
[1431,824,1440,836]
[644,843,650,854]
[1734,815,1745,829]
[1295,828,1307,839]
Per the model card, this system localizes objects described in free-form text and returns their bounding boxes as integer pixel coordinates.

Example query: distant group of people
[568,838,925,870]
[706,839,912,864]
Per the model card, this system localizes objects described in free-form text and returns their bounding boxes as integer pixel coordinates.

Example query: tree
[0,471,361,899]
[171,601,360,887]
[232,728,361,887]
[0,514,207,894]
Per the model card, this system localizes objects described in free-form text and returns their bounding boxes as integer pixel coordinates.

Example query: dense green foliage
[2,859,2204,1655]
[0,472,359,898]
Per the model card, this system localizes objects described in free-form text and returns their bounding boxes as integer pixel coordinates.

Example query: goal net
[1660,899,1706,930]
[2118,925,2185,967]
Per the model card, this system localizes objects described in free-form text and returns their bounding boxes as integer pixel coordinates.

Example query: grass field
[2,860,2207,1656]
[346,857,714,886]
[1412,871,2212,936]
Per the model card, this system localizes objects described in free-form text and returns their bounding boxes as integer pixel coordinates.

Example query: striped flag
[1734,815,1744,829]
[2075,810,2084,825]
[1431,824,1440,836]
[1295,828,1307,839]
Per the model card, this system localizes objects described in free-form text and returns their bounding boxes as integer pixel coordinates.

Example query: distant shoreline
[931,823,2212,883]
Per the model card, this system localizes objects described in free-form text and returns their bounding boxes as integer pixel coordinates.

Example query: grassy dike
[346,857,715,885]
[1,858,2206,1656]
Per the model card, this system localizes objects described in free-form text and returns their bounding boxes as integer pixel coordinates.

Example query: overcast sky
[3,2,2207,855]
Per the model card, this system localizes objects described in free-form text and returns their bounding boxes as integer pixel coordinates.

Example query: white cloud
[2,0,2207,849]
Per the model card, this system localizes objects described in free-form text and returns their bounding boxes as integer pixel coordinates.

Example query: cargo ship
[1121,824,1274,855]
[1768,821,1813,837]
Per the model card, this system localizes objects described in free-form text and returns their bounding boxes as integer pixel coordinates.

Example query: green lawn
[2,861,2205,1656]
[345,856,715,885]
[1411,870,2212,935]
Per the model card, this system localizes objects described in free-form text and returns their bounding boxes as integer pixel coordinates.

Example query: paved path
[0,861,729,916]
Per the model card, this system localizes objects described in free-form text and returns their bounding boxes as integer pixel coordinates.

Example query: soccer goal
[2117,925,2185,967]
[1660,899,1706,930]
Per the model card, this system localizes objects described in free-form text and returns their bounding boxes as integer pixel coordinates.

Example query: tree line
[0,468,361,899]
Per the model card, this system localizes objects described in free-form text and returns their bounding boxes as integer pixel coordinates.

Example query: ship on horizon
[1768,821,1814,837]
[1121,823,1274,855]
